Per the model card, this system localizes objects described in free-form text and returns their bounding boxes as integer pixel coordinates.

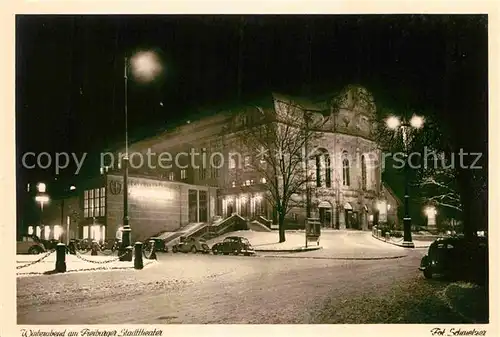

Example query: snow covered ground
[16,252,157,277]
[207,229,407,259]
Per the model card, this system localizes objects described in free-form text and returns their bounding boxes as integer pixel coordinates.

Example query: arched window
[342,152,350,186]
[325,154,331,188]
[315,155,322,187]
[361,155,367,190]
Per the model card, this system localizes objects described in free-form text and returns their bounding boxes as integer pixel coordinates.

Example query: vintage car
[17,234,46,254]
[171,237,210,254]
[211,236,255,256]
[419,235,488,284]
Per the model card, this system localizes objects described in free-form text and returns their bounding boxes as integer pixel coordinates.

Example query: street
[16,245,487,324]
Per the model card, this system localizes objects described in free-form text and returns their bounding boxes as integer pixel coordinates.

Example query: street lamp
[35,182,49,238]
[121,50,163,260]
[386,114,425,248]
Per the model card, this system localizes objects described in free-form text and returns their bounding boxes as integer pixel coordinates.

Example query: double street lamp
[386,114,425,248]
[120,51,163,260]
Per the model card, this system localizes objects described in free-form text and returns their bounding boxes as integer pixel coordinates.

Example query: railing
[257,215,273,228]
[194,214,248,240]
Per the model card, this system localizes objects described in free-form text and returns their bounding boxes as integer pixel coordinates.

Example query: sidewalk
[16,251,157,277]
[372,233,432,249]
[208,230,408,260]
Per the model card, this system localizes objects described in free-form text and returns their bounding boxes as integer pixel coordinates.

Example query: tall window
[181,169,187,180]
[229,156,237,169]
[168,172,174,181]
[212,155,221,178]
[342,152,350,186]
[199,148,207,180]
[325,154,331,188]
[199,191,208,222]
[188,189,198,223]
[361,155,367,190]
[84,187,105,218]
[315,155,322,187]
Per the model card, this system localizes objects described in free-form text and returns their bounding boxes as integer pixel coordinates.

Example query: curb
[258,254,408,261]
[372,234,430,249]
[254,246,322,253]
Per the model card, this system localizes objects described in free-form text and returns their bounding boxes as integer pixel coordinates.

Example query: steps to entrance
[247,220,272,232]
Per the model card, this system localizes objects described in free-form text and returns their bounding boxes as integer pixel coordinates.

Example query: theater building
[30,85,399,242]
[101,84,399,230]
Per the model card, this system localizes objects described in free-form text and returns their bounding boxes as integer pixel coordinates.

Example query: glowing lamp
[386,116,401,130]
[37,182,46,193]
[130,51,163,83]
[410,115,425,129]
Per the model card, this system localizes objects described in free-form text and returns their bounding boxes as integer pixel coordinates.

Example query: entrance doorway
[344,202,354,229]
[318,201,332,228]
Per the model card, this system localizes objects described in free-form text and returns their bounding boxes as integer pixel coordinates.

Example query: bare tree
[417,162,462,212]
[227,99,327,242]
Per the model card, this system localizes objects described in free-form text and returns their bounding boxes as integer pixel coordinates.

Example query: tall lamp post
[35,182,50,239]
[120,51,163,261]
[386,114,424,248]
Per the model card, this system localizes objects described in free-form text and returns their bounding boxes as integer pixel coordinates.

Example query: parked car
[41,239,59,250]
[17,234,46,255]
[211,236,255,256]
[147,237,169,252]
[419,235,488,284]
[172,237,210,253]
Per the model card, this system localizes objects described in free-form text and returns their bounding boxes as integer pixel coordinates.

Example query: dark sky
[16,15,488,187]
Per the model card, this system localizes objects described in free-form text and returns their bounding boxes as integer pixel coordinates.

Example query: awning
[318,201,331,208]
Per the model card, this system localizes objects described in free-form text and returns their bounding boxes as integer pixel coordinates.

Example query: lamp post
[120,51,163,261]
[386,114,425,248]
[35,182,49,239]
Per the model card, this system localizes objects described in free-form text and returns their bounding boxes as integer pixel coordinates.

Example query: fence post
[119,225,133,262]
[148,240,157,260]
[55,243,67,273]
[385,232,390,241]
[134,242,143,270]
[91,240,99,256]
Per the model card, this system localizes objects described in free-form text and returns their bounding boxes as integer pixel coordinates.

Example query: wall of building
[106,174,217,242]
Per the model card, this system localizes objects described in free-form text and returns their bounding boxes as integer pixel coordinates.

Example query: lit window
[83,226,89,239]
[181,169,187,180]
[36,226,41,238]
[231,181,236,188]
[168,172,174,181]
[361,155,367,191]
[260,177,267,184]
[53,225,63,240]
[245,180,250,186]
[44,226,51,240]
[229,157,237,169]
[250,179,254,185]
[342,152,350,186]
[27,183,30,192]
[28,226,33,235]
[244,156,251,167]
[84,187,106,219]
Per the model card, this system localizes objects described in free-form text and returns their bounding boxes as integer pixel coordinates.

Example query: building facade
[102,84,399,230]
[27,85,399,241]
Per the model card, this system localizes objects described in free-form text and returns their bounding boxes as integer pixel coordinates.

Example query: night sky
[16,15,488,188]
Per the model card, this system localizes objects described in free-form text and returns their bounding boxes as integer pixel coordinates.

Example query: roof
[272,92,326,112]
